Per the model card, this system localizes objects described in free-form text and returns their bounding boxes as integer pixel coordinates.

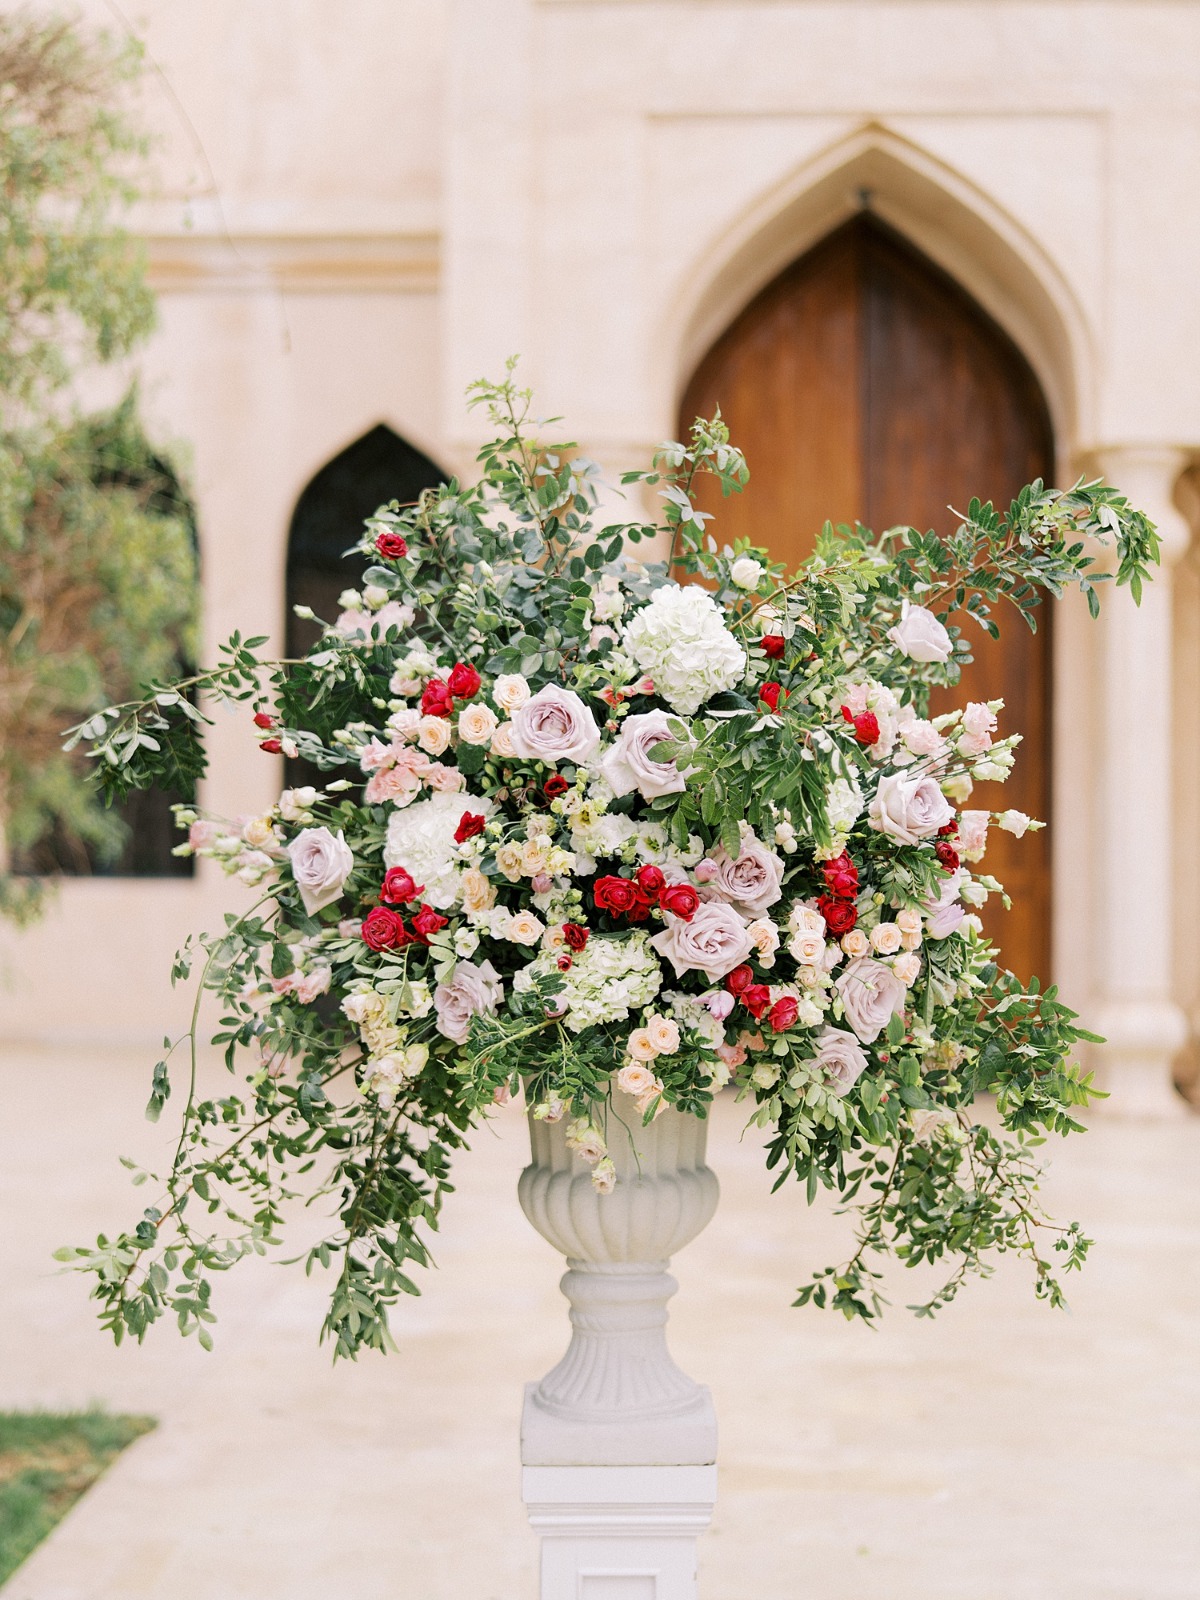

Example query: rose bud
[842,707,880,745]
[658,883,700,921]
[768,995,799,1032]
[594,875,638,914]
[447,662,482,700]
[742,983,772,1019]
[934,840,961,873]
[762,635,785,660]
[374,530,408,559]
[818,895,858,935]
[411,903,449,943]
[725,964,755,997]
[543,774,569,799]
[557,954,573,971]
[759,681,786,713]
[562,922,589,952]
[454,811,487,843]
[380,866,423,905]
[253,711,276,729]
[635,864,666,894]
[361,906,404,951]
[259,738,283,754]
[822,851,859,897]
[421,679,454,717]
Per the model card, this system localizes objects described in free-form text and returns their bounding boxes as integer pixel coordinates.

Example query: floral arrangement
[61,369,1158,1357]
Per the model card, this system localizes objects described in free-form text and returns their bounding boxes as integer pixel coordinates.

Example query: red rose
[626,895,652,923]
[411,903,449,943]
[659,883,699,921]
[725,964,755,997]
[635,864,666,894]
[362,906,404,951]
[259,738,283,754]
[822,851,859,898]
[759,681,786,713]
[543,774,569,799]
[935,841,961,873]
[374,530,408,560]
[380,866,423,905]
[253,710,276,729]
[454,811,487,843]
[447,662,482,700]
[818,895,857,935]
[762,635,785,660]
[742,983,771,1020]
[594,875,638,914]
[768,995,799,1033]
[421,678,454,717]
[562,922,589,952]
[850,710,880,746]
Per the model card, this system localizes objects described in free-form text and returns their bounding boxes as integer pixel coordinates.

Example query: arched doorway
[680,215,1054,982]
[286,423,446,658]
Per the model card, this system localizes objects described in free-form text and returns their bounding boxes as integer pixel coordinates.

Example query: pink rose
[806,1027,870,1096]
[651,901,754,982]
[868,772,954,845]
[699,832,784,917]
[925,873,966,940]
[433,959,504,1044]
[834,957,906,1043]
[599,710,690,800]
[510,685,600,764]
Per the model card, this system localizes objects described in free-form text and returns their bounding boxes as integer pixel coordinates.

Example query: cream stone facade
[2,0,1198,1111]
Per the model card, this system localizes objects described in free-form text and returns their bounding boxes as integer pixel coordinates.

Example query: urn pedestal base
[518,1108,720,1600]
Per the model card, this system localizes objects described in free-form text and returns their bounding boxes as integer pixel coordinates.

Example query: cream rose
[491,722,517,758]
[433,960,504,1044]
[651,901,754,982]
[599,710,690,800]
[460,868,496,914]
[835,957,906,1043]
[807,1027,870,1097]
[626,1028,659,1062]
[417,715,453,756]
[457,702,499,746]
[701,832,784,917]
[892,952,922,986]
[510,685,600,764]
[888,601,952,664]
[841,928,869,959]
[868,772,954,845]
[287,827,354,915]
[617,1061,659,1096]
[505,910,545,946]
[646,1014,681,1054]
[870,921,903,955]
[493,674,532,713]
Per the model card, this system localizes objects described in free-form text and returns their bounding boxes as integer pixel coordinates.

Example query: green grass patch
[0,1410,155,1586]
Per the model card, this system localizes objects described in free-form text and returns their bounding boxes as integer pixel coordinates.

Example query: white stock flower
[888,601,952,664]
[826,777,864,832]
[621,583,747,715]
[287,827,354,914]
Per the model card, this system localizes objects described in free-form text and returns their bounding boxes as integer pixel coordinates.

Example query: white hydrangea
[826,776,865,832]
[621,583,747,715]
[384,790,493,908]
[518,932,663,1033]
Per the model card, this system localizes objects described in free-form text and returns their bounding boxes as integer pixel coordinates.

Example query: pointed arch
[285,423,446,655]
[664,122,1092,453]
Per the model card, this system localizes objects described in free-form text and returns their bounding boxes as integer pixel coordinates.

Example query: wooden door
[680,217,1054,982]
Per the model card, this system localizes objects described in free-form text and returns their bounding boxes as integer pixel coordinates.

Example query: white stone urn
[518,1104,720,1467]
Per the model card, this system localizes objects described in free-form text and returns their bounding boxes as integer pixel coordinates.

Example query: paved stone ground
[1,1044,1198,1599]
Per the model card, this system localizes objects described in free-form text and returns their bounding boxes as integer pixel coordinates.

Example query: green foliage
[0,11,196,893]
[61,368,1157,1356]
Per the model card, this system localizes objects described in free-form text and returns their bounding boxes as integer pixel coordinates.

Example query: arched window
[286,423,446,657]
[681,215,1054,980]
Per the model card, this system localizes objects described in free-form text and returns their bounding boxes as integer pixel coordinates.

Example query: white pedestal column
[1092,446,1192,1115]
[519,1107,720,1600]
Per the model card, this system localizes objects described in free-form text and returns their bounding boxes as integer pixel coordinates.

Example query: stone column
[1091,446,1193,1115]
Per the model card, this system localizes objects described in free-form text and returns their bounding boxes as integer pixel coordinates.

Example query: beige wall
[3,1,1198,1100]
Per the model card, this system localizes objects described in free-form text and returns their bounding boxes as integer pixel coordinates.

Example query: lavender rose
[835,957,907,1043]
[806,1026,870,1097]
[433,959,504,1044]
[651,900,754,982]
[888,601,952,664]
[699,831,784,917]
[600,710,690,800]
[510,685,600,764]
[287,826,354,914]
[868,772,954,845]
[925,872,966,940]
